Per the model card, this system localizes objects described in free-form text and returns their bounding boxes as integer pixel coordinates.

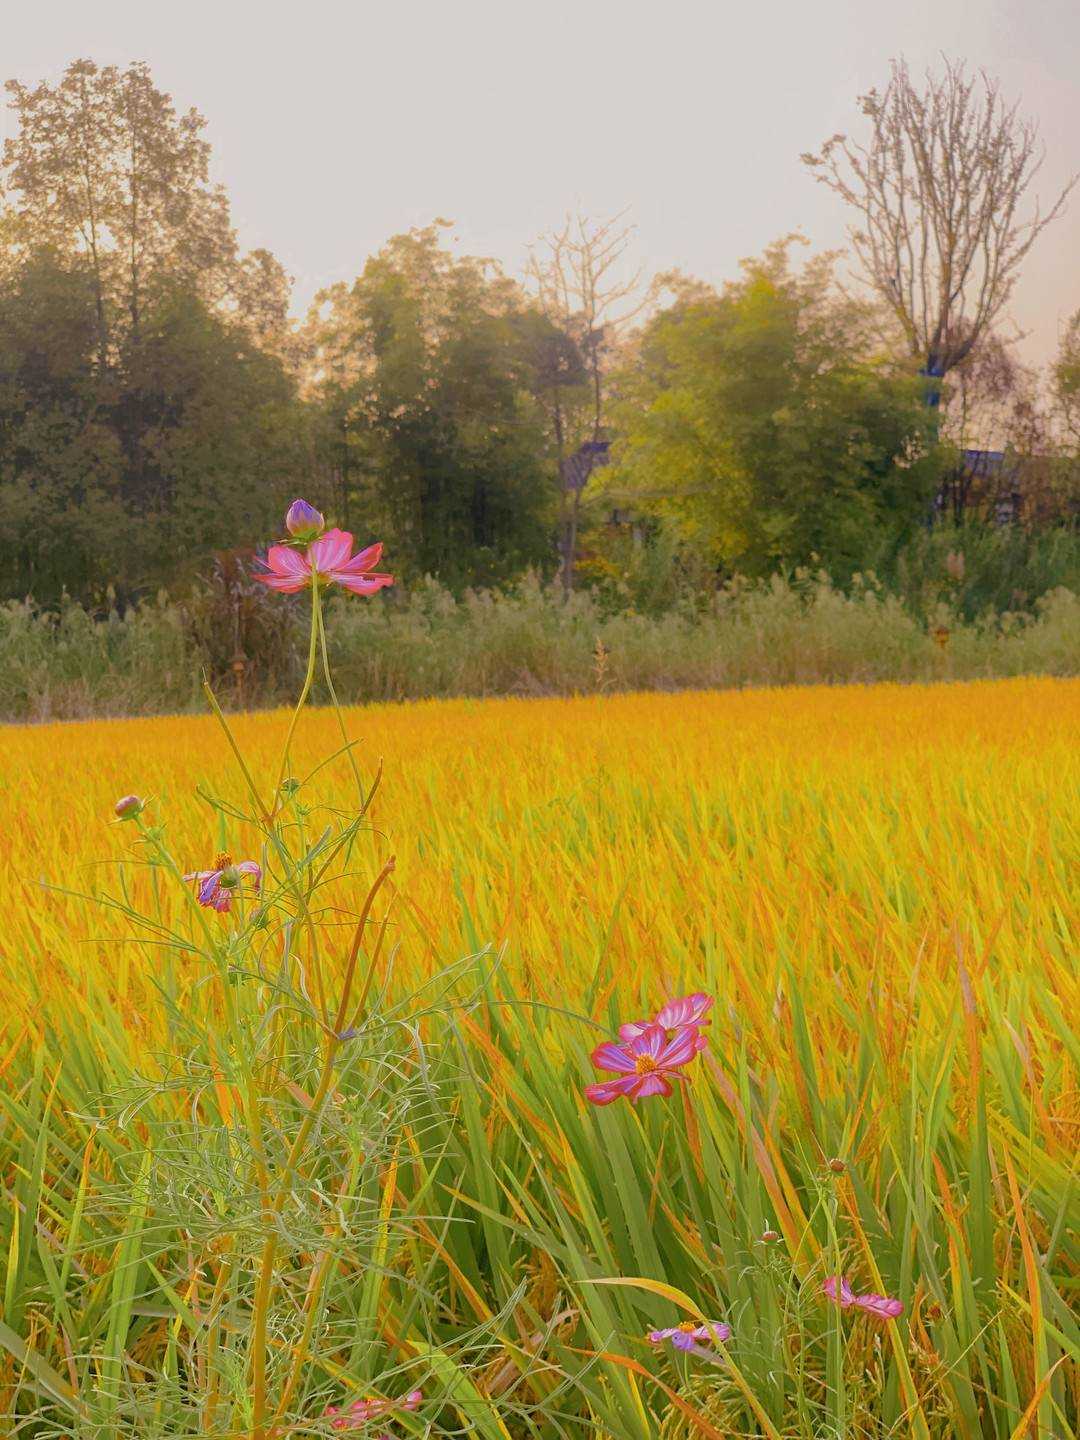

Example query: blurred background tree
[304,224,559,588]
[0,54,1075,616]
[598,241,942,579]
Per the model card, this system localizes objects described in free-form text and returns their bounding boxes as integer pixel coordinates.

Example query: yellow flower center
[634,1055,659,1075]
[678,1321,698,1332]
[214,852,232,871]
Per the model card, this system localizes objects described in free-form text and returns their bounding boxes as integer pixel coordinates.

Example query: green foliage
[0,257,307,601]
[1,573,1076,721]
[308,225,561,588]
[604,242,942,576]
[0,58,304,605]
[870,521,1080,621]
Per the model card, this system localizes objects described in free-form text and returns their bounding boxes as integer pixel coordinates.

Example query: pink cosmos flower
[619,991,713,1043]
[255,528,393,596]
[823,1276,903,1320]
[585,1022,702,1105]
[323,1389,422,1431]
[647,1320,732,1351]
[182,853,261,912]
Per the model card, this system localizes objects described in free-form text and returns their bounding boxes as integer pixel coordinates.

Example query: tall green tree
[602,241,941,576]
[0,59,304,602]
[0,253,305,601]
[307,224,559,587]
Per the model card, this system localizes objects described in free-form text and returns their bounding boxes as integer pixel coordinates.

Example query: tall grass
[1,574,1077,721]
[0,676,1076,1436]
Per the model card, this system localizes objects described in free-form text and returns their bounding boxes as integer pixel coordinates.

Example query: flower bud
[114,794,144,820]
[827,1157,847,1174]
[285,498,325,540]
[760,1228,780,1243]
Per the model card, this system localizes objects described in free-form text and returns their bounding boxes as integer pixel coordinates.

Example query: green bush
[1,571,1076,722]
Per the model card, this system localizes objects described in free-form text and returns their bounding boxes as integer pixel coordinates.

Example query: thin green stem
[316,594,367,814]
[249,855,395,1440]
[271,580,322,822]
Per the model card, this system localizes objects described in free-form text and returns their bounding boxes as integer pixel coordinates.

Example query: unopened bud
[114,794,144,820]
[285,498,325,540]
[827,1157,847,1175]
[760,1228,780,1243]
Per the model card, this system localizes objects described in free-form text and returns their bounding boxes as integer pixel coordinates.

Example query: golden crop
[0,676,1077,1436]
[3,676,1075,1020]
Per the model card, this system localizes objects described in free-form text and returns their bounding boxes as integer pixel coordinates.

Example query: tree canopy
[601,243,942,577]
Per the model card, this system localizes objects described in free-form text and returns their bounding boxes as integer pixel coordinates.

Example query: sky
[4,0,1079,367]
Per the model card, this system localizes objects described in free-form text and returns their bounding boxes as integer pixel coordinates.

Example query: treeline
[1,58,1078,610]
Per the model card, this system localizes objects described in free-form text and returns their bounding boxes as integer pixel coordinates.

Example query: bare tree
[937,331,1047,522]
[526,211,648,591]
[803,58,1076,386]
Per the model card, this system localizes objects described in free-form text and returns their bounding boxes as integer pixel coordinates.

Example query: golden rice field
[0,676,1077,1438]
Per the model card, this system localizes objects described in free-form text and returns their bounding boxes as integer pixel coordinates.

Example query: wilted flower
[619,991,713,1043]
[647,1319,732,1351]
[585,1022,702,1106]
[183,852,261,912]
[323,1388,422,1431]
[823,1275,903,1320]
[931,625,951,649]
[285,497,326,540]
[255,528,393,597]
[114,794,144,820]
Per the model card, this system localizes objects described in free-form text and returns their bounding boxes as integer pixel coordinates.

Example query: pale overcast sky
[4,0,1079,366]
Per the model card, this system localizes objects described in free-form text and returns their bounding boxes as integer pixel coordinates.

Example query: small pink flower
[114,794,144,820]
[255,528,393,597]
[647,1320,732,1351]
[585,1023,702,1105]
[619,991,713,1043]
[823,1276,903,1320]
[182,853,261,912]
[323,1389,422,1431]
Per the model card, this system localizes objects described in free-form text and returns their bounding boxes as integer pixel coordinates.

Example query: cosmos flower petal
[265,544,309,577]
[655,992,713,1030]
[308,528,353,574]
[255,570,311,592]
[618,1019,651,1041]
[235,860,262,883]
[855,1291,904,1319]
[590,1041,638,1074]
[585,1076,638,1105]
[198,871,224,906]
[333,571,394,595]
[657,1025,704,1068]
[335,541,383,574]
[823,1276,857,1308]
[631,1072,673,1100]
[631,1023,668,1060]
